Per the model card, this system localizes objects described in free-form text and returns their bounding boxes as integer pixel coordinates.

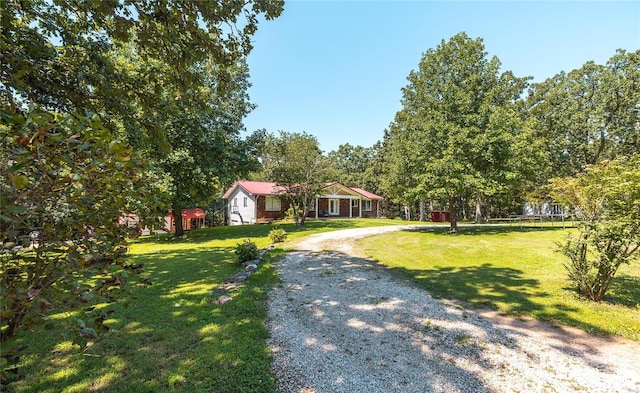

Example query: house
[222,180,383,225]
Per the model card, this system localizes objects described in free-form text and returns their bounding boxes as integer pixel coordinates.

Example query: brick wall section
[258,197,381,220]
[339,199,350,217]
[256,195,290,221]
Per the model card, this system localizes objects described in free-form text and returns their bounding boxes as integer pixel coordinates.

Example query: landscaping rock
[224,271,251,284]
[242,259,260,268]
[213,295,232,305]
[211,283,240,294]
[245,263,258,272]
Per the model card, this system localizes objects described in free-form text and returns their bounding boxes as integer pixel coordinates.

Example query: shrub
[551,155,640,301]
[268,227,287,243]
[234,239,258,263]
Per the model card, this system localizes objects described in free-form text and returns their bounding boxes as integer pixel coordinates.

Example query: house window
[351,199,359,208]
[265,196,281,211]
[363,200,372,211]
[233,198,238,206]
[243,197,248,207]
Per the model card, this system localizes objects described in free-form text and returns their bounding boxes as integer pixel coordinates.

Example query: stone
[224,271,251,284]
[213,295,232,305]
[245,263,258,272]
[242,259,260,268]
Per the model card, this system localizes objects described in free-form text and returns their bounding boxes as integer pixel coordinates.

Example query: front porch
[310,183,380,219]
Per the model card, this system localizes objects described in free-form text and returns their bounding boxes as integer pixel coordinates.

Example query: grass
[358,225,640,341]
[10,220,639,392]
[7,218,416,393]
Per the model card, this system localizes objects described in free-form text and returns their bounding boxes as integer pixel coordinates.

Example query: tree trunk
[475,192,483,223]
[299,198,309,227]
[290,198,302,227]
[419,200,425,221]
[172,203,184,237]
[448,193,458,233]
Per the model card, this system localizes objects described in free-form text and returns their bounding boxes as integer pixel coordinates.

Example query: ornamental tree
[261,131,331,227]
[551,155,640,301]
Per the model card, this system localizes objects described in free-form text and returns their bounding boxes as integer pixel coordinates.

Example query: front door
[329,199,340,216]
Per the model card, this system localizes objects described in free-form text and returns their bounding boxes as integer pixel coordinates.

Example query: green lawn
[7,218,415,393]
[10,220,639,392]
[358,225,640,341]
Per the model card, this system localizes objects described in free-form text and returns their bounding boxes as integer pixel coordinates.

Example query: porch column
[359,199,362,218]
[349,197,352,218]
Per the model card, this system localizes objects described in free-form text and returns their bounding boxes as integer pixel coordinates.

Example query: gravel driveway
[267,225,640,393]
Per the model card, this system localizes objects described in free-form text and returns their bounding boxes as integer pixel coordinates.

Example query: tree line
[260,34,639,230]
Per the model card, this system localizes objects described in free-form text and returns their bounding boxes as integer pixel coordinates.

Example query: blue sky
[243,1,640,153]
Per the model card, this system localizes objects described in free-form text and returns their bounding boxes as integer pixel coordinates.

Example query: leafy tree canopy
[528,49,640,177]
[327,143,375,189]
[0,0,283,380]
[261,131,331,227]
[382,32,532,231]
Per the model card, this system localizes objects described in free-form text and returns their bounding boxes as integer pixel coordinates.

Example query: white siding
[228,188,256,225]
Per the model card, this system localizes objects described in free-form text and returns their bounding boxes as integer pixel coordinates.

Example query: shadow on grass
[10,244,281,393]
[393,263,543,314]
[408,225,570,237]
[384,261,633,342]
[605,274,640,308]
[133,219,364,246]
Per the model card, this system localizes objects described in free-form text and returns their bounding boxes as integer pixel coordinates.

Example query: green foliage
[0,108,165,382]
[327,143,376,189]
[261,131,332,227]
[528,49,640,177]
[551,155,640,301]
[2,0,284,115]
[382,32,533,231]
[268,227,287,243]
[158,60,264,236]
[2,0,284,237]
[234,239,259,263]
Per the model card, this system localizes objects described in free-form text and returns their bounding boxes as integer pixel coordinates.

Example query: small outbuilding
[164,208,206,232]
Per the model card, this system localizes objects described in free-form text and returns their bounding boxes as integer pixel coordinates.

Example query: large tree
[383,33,532,231]
[261,131,331,227]
[0,0,283,379]
[159,61,263,236]
[528,49,640,177]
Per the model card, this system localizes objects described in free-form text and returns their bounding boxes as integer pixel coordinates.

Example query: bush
[234,239,258,263]
[268,227,287,243]
[551,155,640,301]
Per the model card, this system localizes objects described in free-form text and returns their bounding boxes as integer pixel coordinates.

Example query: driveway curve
[267,225,640,393]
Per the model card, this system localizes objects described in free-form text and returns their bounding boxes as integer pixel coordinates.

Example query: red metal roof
[222,180,285,198]
[181,208,205,218]
[350,187,383,200]
[223,180,382,200]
